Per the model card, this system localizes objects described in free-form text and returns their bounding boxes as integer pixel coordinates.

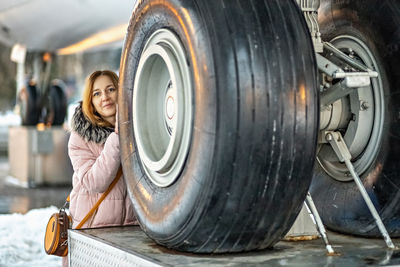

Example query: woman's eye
[93,92,100,97]
[109,87,115,92]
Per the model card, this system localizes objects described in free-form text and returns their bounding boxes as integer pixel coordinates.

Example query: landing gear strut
[299,0,397,250]
[325,131,395,249]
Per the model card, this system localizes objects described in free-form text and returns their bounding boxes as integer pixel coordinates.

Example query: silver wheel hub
[318,35,384,181]
[133,29,192,187]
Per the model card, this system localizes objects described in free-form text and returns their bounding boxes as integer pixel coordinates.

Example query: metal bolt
[326,133,333,142]
[348,48,355,58]
[360,101,370,110]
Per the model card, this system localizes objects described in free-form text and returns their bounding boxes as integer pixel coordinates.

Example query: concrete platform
[0,155,70,214]
[69,226,400,266]
[8,126,73,187]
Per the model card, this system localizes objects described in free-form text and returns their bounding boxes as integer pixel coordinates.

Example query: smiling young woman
[91,74,117,126]
[81,70,119,128]
[63,70,138,266]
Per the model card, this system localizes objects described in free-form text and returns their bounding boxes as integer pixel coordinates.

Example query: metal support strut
[305,192,336,255]
[326,131,396,249]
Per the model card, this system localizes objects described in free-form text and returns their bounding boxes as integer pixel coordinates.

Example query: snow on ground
[0,207,62,267]
[0,111,21,127]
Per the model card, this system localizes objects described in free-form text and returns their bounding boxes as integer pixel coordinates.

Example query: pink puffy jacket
[68,104,137,229]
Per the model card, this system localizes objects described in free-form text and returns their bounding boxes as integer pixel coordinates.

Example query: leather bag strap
[69,166,123,229]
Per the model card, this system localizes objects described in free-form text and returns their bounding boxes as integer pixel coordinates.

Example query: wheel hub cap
[132,29,193,187]
[318,35,384,181]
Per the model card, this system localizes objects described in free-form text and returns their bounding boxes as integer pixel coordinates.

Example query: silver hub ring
[318,35,384,181]
[133,29,192,187]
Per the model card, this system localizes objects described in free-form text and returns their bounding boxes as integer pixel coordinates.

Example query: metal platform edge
[68,229,164,267]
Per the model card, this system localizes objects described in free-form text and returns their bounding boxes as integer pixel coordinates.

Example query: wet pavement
[0,155,70,214]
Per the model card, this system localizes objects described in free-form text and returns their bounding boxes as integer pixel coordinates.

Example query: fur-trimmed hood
[71,103,114,144]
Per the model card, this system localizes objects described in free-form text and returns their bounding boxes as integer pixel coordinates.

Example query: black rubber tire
[47,84,67,126]
[310,0,400,237]
[20,83,40,126]
[119,0,319,253]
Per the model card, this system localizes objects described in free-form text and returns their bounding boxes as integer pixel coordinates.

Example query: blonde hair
[82,70,119,128]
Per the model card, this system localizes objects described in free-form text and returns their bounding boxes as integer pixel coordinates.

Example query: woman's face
[91,75,117,125]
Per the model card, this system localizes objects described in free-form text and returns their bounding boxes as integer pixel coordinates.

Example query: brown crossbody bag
[44,167,122,256]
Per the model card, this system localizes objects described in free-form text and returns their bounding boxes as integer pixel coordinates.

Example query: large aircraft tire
[311,0,400,237]
[119,0,318,253]
[47,82,67,126]
[20,82,40,126]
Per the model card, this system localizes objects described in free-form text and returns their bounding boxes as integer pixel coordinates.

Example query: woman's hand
[115,104,119,134]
